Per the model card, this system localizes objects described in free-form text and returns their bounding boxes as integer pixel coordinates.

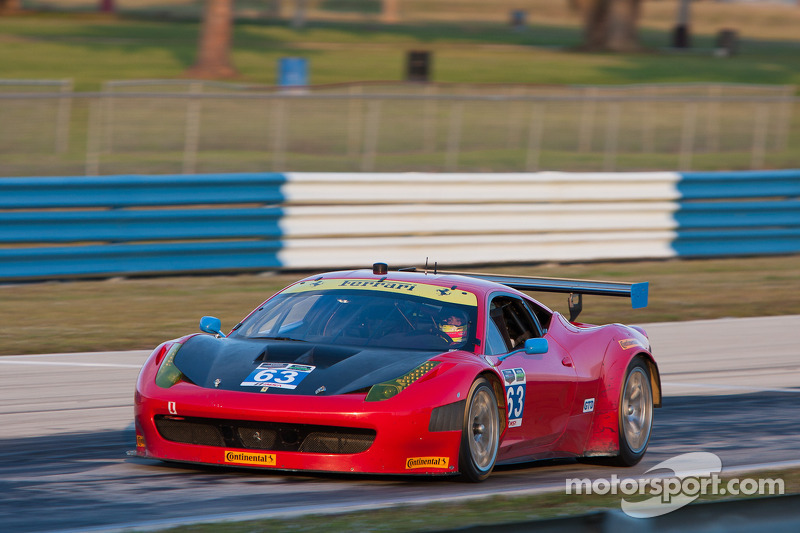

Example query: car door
[485,293,577,453]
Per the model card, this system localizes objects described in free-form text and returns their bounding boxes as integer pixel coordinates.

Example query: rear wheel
[614,357,653,466]
[458,377,500,482]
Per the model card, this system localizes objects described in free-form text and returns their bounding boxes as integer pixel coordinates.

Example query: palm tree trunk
[0,0,22,14]
[187,0,237,79]
[382,0,399,24]
[580,0,643,52]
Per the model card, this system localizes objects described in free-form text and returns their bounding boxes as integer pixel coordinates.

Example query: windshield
[231,279,479,352]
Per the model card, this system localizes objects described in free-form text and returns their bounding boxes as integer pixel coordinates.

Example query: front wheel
[458,377,500,482]
[614,357,654,466]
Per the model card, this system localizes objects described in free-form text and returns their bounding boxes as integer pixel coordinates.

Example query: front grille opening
[299,431,374,454]
[154,415,375,454]
[155,417,225,447]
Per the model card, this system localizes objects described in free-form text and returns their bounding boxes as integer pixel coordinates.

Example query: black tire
[458,377,500,482]
[613,357,654,466]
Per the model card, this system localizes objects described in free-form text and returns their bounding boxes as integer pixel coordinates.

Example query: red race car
[135,263,660,481]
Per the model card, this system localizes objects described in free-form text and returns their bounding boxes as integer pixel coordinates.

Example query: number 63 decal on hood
[502,367,526,428]
[241,362,316,389]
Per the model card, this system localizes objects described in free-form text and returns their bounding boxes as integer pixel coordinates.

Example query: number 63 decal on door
[502,368,526,428]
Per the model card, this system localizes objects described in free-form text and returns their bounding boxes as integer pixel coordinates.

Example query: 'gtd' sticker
[241,363,315,389]
[502,367,526,428]
[583,398,595,413]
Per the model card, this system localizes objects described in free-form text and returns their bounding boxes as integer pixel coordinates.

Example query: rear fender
[582,332,660,456]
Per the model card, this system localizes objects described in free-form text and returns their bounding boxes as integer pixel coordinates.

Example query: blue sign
[278,57,309,87]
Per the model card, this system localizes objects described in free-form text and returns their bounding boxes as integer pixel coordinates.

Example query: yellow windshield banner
[284,278,477,306]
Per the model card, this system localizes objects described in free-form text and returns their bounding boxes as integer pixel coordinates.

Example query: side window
[525,299,552,331]
[484,319,508,356]
[487,295,542,353]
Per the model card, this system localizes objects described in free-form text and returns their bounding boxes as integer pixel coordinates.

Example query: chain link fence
[0,82,796,177]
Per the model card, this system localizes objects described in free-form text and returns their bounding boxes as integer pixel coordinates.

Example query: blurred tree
[574,0,643,52]
[0,0,21,14]
[382,0,399,23]
[292,0,307,28]
[266,0,281,18]
[187,0,238,78]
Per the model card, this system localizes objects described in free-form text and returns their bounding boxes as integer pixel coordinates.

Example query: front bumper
[135,381,463,476]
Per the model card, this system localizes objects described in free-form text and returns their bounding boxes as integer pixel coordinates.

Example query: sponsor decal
[504,367,526,428]
[583,398,595,413]
[136,434,145,448]
[241,362,315,389]
[167,401,177,415]
[619,338,644,350]
[285,364,314,372]
[406,456,449,469]
[339,280,418,291]
[283,278,478,306]
[224,450,277,466]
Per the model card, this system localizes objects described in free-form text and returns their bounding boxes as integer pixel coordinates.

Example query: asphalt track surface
[1,316,799,532]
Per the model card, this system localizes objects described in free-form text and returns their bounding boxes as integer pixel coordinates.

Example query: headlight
[365,361,440,402]
[155,343,184,388]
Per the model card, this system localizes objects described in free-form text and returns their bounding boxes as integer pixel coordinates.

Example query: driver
[438,309,469,344]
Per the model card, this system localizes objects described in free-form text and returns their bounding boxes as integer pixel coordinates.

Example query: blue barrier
[672,228,800,257]
[0,173,287,208]
[0,241,283,279]
[678,169,800,200]
[674,200,800,229]
[0,207,284,243]
[673,169,800,257]
[0,173,288,279]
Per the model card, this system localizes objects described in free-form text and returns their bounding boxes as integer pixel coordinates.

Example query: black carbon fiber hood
[173,334,441,396]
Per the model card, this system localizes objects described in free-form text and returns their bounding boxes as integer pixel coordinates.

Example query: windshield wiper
[253,336,308,342]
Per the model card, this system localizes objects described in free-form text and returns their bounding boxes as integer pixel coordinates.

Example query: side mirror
[199,316,226,338]
[524,337,548,355]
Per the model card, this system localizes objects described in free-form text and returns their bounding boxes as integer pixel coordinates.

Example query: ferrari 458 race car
[135,263,660,481]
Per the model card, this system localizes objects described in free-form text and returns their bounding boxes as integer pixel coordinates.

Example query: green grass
[1,12,799,92]
[2,255,799,356]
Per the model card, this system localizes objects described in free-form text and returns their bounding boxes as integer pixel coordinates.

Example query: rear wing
[438,270,648,322]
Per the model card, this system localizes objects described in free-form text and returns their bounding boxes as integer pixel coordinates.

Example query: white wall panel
[278,172,681,268]
[282,172,682,204]
[278,232,679,270]
[280,202,679,237]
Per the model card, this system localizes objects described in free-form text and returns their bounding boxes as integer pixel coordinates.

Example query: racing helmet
[438,308,469,343]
